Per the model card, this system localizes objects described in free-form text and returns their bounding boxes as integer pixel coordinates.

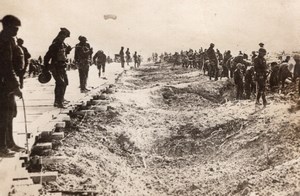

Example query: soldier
[93,50,106,78]
[44,27,72,108]
[119,47,125,68]
[254,48,268,106]
[206,43,219,80]
[269,62,280,92]
[251,51,257,63]
[244,66,256,99]
[222,50,232,78]
[74,36,93,93]
[125,48,131,65]
[234,63,244,100]
[0,15,25,155]
[293,54,300,95]
[133,51,138,68]
[17,38,31,89]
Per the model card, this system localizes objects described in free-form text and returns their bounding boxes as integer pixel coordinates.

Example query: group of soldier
[0,14,110,155]
[0,14,145,155]
[159,43,300,107]
[119,47,142,69]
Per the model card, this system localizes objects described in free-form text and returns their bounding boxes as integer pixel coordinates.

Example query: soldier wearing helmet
[206,43,219,80]
[254,48,268,106]
[0,15,25,155]
[44,27,72,108]
[17,38,31,89]
[74,35,93,93]
[93,50,107,78]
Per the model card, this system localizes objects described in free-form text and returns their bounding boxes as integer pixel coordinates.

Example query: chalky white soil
[44,63,300,196]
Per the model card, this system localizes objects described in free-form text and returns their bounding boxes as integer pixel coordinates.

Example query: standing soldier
[93,50,106,78]
[254,48,268,106]
[17,38,31,89]
[206,43,219,80]
[293,54,300,95]
[251,51,257,63]
[133,51,138,68]
[244,66,256,99]
[0,15,24,155]
[125,48,131,66]
[44,27,72,108]
[74,36,93,93]
[120,46,125,69]
[234,63,244,100]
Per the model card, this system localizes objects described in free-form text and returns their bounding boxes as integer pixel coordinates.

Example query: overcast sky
[1,0,300,58]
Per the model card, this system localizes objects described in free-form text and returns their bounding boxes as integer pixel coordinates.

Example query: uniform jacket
[0,31,19,92]
[74,42,92,62]
[253,56,267,75]
[44,40,70,70]
[93,51,106,64]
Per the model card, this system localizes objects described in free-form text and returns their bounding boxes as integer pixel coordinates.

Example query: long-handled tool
[21,97,29,154]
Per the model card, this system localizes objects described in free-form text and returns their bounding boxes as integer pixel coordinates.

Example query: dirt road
[44,63,300,196]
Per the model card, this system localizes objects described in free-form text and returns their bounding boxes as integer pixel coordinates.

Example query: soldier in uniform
[206,43,219,80]
[93,50,106,78]
[17,38,31,89]
[234,63,244,100]
[254,48,268,106]
[0,15,24,155]
[74,36,93,93]
[133,51,138,68]
[244,66,256,99]
[125,48,131,66]
[119,46,125,68]
[44,28,72,108]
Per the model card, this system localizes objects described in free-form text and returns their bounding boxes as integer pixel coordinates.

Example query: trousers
[51,66,68,104]
[0,92,17,149]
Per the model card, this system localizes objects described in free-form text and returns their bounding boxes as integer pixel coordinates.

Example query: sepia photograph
[1,0,300,195]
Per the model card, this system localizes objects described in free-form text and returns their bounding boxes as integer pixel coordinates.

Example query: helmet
[0,15,21,27]
[38,71,52,84]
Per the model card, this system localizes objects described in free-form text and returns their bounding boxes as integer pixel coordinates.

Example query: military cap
[60,27,70,37]
[0,15,21,27]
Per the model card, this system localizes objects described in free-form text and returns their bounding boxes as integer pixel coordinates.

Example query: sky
[1,0,300,59]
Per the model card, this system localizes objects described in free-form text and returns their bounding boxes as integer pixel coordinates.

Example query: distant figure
[244,66,256,99]
[234,63,244,100]
[17,38,31,89]
[119,47,125,68]
[125,48,131,65]
[251,51,257,63]
[133,51,138,68]
[44,27,72,108]
[254,48,268,106]
[137,55,142,67]
[93,50,107,78]
[206,43,219,80]
[293,55,300,95]
[0,15,24,155]
[74,36,93,93]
